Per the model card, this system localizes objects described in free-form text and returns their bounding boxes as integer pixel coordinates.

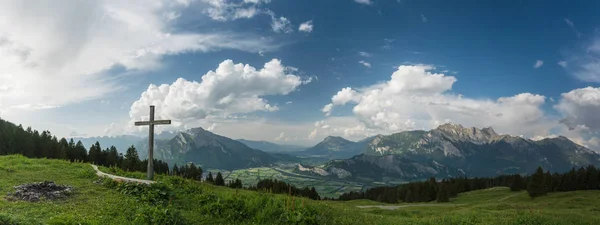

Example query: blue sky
[0,0,599,148]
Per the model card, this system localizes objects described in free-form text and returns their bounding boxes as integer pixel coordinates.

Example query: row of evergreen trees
[0,119,87,161]
[203,171,243,188]
[172,162,204,181]
[247,178,321,200]
[90,142,172,174]
[337,175,513,203]
[523,165,600,198]
[337,164,600,203]
[0,118,193,180]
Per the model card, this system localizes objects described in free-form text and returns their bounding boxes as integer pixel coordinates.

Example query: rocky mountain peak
[433,123,499,144]
[481,127,498,136]
[184,127,210,136]
[437,123,464,130]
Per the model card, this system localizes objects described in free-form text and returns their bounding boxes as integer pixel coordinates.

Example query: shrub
[282,206,321,225]
[199,194,250,222]
[115,182,174,206]
[0,214,21,225]
[77,168,97,179]
[47,214,91,225]
[133,205,187,225]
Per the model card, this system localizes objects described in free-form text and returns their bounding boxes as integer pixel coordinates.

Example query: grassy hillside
[2,155,600,224]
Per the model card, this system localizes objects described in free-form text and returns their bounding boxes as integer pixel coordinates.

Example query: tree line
[336,164,600,203]
[524,165,600,198]
[0,118,197,181]
[247,178,321,200]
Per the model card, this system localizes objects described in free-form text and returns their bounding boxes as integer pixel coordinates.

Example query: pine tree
[436,183,450,203]
[88,142,103,165]
[65,138,76,161]
[527,166,547,198]
[58,138,69,160]
[206,172,214,183]
[105,146,119,166]
[172,164,179,176]
[74,141,88,162]
[215,172,225,186]
[123,145,141,171]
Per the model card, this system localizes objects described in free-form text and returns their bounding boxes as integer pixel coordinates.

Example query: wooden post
[134,105,172,180]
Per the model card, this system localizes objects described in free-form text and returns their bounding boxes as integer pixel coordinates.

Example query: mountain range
[75,131,177,153]
[293,136,372,159]
[75,122,600,182]
[299,123,600,182]
[142,127,297,170]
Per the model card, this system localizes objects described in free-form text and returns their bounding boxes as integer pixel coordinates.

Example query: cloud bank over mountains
[321,65,599,149]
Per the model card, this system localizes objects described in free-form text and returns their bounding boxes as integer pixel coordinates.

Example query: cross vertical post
[148,105,154,180]
[134,105,171,180]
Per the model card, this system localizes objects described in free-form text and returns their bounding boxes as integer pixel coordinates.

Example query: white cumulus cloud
[332,87,361,105]
[299,20,313,33]
[555,86,600,132]
[322,104,334,116]
[128,59,310,132]
[321,87,362,116]
[322,64,552,137]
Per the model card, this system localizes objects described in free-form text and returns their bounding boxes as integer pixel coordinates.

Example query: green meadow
[1,155,600,225]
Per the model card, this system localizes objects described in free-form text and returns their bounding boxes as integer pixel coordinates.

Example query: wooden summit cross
[134,105,171,180]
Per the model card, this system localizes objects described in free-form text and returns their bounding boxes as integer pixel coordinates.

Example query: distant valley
[236,139,307,153]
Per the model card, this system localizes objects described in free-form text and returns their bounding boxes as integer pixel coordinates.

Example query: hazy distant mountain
[145,127,294,170]
[236,139,306,153]
[296,136,372,159]
[76,131,177,153]
[75,135,143,153]
[307,123,600,181]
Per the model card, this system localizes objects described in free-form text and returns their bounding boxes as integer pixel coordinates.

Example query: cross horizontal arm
[134,120,172,126]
